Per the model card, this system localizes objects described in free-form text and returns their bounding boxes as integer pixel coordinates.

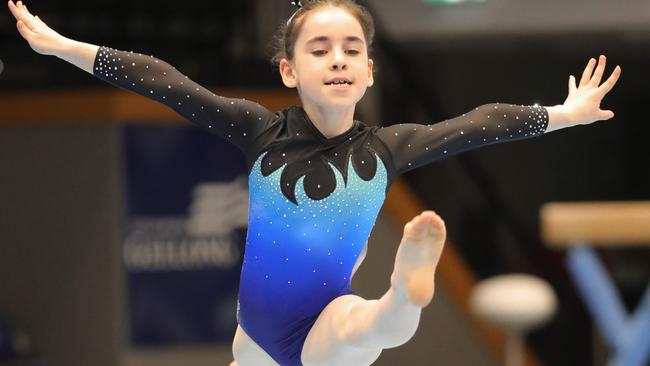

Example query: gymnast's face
[280,6,374,111]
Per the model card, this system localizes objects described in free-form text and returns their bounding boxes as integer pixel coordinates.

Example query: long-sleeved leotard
[93,46,548,366]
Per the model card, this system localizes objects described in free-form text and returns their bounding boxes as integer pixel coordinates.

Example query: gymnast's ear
[279,58,298,88]
[367,58,374,87]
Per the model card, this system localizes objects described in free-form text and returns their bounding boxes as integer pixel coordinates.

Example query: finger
[23,3,34,17]
[600,110,615,120]
[16,1,30,16]
[16,3,38,29]
[590,55,607,87]
[568,75,577,95]
[7,0,22,20]
[12,1,29,20]
[18,1,30,17]
[23,4,34,18]
[598,66,621,96]
[16,19,35,38]
[579,58,596,87]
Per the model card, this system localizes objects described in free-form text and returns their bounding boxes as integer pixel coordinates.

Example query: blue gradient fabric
[238,151,387,363]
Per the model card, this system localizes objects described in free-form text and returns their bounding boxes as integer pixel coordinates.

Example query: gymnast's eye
[346,49,360,55]
[312,50,327,56]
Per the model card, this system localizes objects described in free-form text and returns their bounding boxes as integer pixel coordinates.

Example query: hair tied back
[287,1,304,24]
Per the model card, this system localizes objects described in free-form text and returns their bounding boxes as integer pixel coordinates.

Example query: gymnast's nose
[330,49,348,71]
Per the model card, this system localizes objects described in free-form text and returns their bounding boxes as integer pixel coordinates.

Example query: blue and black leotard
[93,46,548,366]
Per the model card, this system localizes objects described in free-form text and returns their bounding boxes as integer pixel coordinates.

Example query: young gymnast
[8,0,621,365]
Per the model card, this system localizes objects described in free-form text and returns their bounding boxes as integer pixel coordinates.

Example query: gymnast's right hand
[8,0,66,56]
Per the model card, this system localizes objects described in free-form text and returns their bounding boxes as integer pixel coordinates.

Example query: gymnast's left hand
[546,55,621,132]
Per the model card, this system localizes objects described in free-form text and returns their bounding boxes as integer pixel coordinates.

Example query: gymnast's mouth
[325,77,353,85]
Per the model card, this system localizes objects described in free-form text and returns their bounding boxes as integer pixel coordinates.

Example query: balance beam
[540,201,650,247]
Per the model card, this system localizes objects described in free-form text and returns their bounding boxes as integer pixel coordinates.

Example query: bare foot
[391,210,446,307]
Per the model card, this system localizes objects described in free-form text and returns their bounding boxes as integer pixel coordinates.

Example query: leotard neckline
[295,106,359,144]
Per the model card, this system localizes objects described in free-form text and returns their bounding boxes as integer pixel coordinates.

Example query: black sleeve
[375,103,549,175]
[92,46,277,154]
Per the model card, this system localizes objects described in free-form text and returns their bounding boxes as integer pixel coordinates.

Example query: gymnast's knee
[338,306,421,349]
[339,324,418,351]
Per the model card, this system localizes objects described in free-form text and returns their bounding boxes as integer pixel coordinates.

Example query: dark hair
[270,0,375,66]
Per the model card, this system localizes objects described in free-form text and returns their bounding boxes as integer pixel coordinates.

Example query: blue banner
[122,125,248,347]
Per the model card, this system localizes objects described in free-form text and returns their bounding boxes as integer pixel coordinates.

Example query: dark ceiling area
[3,0,649,93]
[1,0,280,91]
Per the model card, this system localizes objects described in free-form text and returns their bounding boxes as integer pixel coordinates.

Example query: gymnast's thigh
[301,294,383,366]
[232,325,280,366]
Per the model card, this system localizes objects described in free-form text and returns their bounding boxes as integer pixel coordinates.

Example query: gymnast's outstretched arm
[8,0,278,155]
[375,56,621,176]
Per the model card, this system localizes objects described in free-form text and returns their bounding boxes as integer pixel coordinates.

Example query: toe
[404,212,444,241]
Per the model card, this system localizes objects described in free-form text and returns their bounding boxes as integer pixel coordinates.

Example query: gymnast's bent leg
[301,211,446,366]
[231,324,280,366]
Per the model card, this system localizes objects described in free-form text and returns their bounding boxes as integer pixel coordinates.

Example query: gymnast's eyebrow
[306,36,365,45]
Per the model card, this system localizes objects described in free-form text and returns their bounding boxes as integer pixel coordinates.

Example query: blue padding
[567,245,650,366]
[612,285,650,366]
[566,245,627,350]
